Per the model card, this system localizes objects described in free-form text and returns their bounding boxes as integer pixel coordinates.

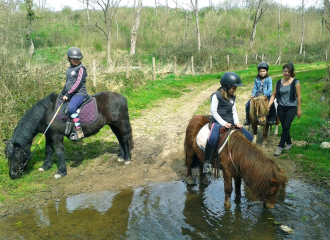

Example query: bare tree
[191,0,201,51]
[250,0,266,46]
[299,0,308,55]
[90,0,121,67]
[129,0,142,55]
[325,0,330,31]
[83,0,90,24]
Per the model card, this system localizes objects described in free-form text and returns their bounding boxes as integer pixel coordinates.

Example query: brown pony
[249,96,270,147]
[184,115,287,209]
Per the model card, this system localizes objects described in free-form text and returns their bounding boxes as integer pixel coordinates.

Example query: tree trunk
[250,0,264,46]
[192,0,201,51]
[299,0,305,55]
[107,27,112,67]
[129,0,142,55]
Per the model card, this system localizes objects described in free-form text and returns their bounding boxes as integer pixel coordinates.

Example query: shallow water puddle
[1,179,329,239]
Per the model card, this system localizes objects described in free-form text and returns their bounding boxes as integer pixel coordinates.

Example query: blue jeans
[68,95,85,129]
[67,95,85,116]
[208,122,253,146]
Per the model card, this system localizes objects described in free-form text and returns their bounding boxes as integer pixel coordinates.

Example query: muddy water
[1,179,329,240]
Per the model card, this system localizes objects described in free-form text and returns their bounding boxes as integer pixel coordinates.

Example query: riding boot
[203,141,217,174]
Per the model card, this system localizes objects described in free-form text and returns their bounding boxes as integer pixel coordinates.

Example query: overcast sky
[44,0,318,12]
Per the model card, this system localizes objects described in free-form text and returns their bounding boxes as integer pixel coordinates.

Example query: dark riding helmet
[220,72,243,91]
[258,62,269,71]
[67,47,83,60]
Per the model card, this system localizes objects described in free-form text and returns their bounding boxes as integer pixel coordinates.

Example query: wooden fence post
[152,57,156,80]
[93,60,96,87]
[245,54,248,67]
[326,50,328,62]
[174,56,177,75]
[227,55,229,70]
[126,58,130,79]
[209,56,212,71]
[191,56,194,76]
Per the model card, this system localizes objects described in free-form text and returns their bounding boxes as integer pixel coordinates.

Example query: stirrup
[243,119,250,126]
[70,129,84,141]
[203,163,213,174]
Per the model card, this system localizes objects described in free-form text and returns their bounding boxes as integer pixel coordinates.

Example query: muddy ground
[0,79,301,217]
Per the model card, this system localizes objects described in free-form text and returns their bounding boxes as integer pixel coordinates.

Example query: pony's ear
[280,169,286,173]
[270,177,279,184]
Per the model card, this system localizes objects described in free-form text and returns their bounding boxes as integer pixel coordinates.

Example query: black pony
[3,92,134,179]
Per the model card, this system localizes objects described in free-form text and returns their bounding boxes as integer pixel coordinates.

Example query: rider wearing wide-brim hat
[203,72,254,174]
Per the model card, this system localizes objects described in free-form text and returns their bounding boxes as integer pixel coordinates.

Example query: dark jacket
[60,63,88,100]
[211,88,236,125]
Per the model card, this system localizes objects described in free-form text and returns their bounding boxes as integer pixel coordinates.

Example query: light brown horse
[184,115,287,209]
[249,96,270,147]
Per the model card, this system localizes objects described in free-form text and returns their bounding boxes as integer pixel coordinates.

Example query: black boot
[203,141,216,174]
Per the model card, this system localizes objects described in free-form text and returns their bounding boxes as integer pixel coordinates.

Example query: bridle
[6,141,32,172]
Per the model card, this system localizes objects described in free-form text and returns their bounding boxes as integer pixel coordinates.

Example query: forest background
[0,0,330,140]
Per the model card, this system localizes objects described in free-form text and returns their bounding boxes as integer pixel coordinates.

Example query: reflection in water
[0,179,329,239]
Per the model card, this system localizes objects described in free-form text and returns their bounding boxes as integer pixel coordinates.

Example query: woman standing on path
[268,63,302,156]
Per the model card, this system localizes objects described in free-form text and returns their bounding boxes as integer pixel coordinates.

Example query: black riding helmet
[220,72,243,92]
[67,47,83,60]
[257,62,269,71]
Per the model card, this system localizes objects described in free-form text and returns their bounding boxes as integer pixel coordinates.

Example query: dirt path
[1,78,297,217]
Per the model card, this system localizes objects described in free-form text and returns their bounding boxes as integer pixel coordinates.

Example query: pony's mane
[228,131,287,198]
[10,93,57,147]
[249,96,269,123]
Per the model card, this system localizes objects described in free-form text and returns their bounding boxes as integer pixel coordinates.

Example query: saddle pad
[55,97,98,125]
[196,124,236,155]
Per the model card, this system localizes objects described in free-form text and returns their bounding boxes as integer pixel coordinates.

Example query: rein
[227,129,241,176]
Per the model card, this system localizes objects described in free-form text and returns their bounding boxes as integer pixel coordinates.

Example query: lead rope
[20,101,64,172]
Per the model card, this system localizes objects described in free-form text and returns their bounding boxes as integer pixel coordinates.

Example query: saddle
[55,95,98,138]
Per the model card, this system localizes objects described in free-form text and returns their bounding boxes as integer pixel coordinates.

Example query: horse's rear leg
[109,122,132,165]
[185,147,195,185]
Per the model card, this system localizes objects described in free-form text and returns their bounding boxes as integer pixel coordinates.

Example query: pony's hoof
[117,158,125,166]
[38,167,45,172]
[262,143,267,148]
[186,176,195,185]
[201,176,210,185]
[124,160,131,165]
[54,173,65,179]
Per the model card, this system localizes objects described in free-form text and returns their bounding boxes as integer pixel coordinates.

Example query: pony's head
[263,169,287,209]
[250,96,269,125]
[3,140,31,179]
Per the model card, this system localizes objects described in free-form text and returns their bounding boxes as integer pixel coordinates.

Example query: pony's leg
[262,124,268,147]
[52,134,67,179]
[234,175,242,199]
[252,124,257,144]
[222,168,232,208]
[185,147,195,185]
[198,162,209,185]
[109,123,132,165]
[38,135,54,171]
